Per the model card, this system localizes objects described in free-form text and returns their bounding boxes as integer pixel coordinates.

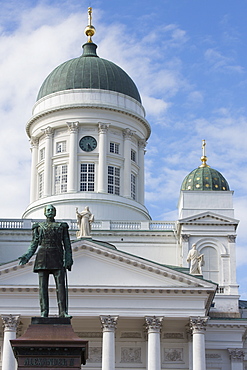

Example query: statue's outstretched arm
[19,224,39,265]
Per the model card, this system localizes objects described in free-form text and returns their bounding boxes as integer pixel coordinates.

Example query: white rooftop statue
[76,206,94,238]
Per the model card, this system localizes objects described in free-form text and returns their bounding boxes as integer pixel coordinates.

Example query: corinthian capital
[190,316,208,334]
[41,126,53,138]
[138,139,146,149]
[67,121,78,133]
[100,315,118,330]
[98,123,109,134]
[30,137,39,148]
[228,348,245,361]
[1,314,20,331]
[145,316,163,332]
[123,128,135,140]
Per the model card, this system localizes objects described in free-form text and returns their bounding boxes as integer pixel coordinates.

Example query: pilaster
[228,348,244,370]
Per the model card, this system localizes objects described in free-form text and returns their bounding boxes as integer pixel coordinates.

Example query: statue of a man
[76,206,94,238]
[187,243,204,275]
[19,205,73,318]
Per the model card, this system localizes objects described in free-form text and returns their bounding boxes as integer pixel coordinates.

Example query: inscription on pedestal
[22,358,75,367]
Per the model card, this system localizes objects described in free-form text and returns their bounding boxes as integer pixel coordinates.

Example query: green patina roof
[181,165,230,191]
[37,43,141,103]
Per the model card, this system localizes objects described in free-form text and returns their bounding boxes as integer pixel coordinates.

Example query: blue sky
[1,0,247,297]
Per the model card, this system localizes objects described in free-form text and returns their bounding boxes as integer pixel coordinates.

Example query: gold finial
[84,7,96,43]
[200,139,210,167]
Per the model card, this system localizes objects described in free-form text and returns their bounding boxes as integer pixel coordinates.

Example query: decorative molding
[206,353,222,360]
[190,316,208,334]
[145,316,163,332]
[228,235,236,243]
[164,348,183,362]
[87,347,102,363]
[163,332,184,339]
[100,315,118,330]
[77,332,102,338]
[228,348,245,361]
[121,332,142,338]
[120,347,142,363]
[67,121,78,133]
[1,314,20,331]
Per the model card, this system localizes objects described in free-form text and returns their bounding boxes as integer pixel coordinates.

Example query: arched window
[201,246,219,283]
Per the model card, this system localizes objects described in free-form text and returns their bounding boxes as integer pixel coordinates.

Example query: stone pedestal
[10,317,88,370]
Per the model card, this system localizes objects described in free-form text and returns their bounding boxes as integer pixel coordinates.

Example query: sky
[0,0,247,297]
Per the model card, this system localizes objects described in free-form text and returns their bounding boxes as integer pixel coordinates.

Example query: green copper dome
[37,43,141,103]
[181,165,230,191]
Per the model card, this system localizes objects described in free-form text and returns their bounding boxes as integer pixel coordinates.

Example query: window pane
[80,163,95,192]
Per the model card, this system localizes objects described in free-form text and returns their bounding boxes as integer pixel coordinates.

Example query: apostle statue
[76,206,94,238]
[186,243,204,275]
[19,204,73,318]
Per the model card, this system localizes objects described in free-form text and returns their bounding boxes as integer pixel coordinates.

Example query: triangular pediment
[178,211,239,225]
[0,239,216,292]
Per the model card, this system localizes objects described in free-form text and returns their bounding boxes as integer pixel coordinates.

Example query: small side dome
[37,42,141,103]
[181,140,230,191]
[181,166,230,191]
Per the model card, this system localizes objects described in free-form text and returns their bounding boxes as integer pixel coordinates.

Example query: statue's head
[85,206,89,211]
[44,204,56,218]
[192,243,196,249]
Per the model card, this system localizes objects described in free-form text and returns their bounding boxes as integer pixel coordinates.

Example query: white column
[145,316,163,370]
[190,317,208,370]
[98,123,109,193]
[30,137,39,203]
[100,315,118,370]
[228,235,238,286]
[138,139,146,205]
[228,349,244,370]
[67,122,78,193]
[123,129,134,198]
[42,126,53,197]
[1,315,20,370]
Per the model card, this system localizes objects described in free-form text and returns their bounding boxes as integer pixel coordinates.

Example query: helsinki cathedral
[0,8,247,370]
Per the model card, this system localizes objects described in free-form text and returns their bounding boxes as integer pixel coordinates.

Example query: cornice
[26,104,151,139]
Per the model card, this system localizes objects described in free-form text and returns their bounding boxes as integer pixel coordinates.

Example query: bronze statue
[19,205,73,318]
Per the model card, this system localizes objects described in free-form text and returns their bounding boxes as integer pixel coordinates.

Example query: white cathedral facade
[0,9,247,370]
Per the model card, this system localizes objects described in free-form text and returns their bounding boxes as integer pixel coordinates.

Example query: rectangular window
[131,173,136,200]
[56,141,66,153]
[131,149,136,162]
[110,142,119,154]
[80,163,95,191]
[38,172,44,198]
[55,164,68,194]
[108,166,120,195]
[40,148,45,161]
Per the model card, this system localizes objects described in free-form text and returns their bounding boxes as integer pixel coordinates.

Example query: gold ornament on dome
[84,7,96,43]
[200,139,210,168]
